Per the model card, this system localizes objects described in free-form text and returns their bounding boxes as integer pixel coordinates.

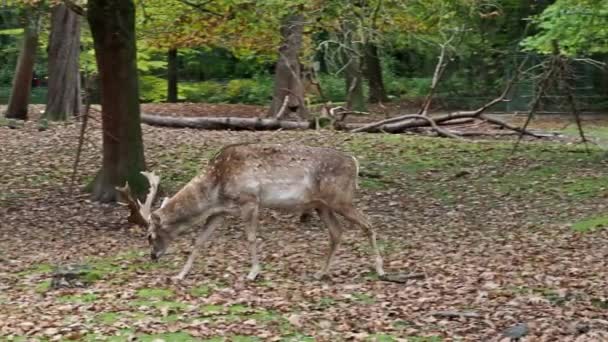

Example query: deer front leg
[242,203,261,281]
[174,215,223,281]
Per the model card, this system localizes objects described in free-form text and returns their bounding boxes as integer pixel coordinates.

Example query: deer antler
[115,171,160,228]
[138,171,160,222]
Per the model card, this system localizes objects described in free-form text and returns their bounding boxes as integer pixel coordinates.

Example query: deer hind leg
[335,205,385,277]
[242,203,261,281]
[175,215,224,281]
[316,208,343,279]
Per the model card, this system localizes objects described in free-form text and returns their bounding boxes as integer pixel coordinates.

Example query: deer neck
[158,175,218,227]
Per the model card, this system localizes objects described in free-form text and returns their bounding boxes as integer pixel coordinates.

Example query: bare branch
[419,31,459,116]
[63,0,85,16]
[274,95,291,120]
[176,0,222,17]
[431,311,482,319]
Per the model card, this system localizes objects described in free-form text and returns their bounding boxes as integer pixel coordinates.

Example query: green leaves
[522,0,608,56]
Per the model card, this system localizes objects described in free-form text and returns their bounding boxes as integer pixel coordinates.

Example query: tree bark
[268,13,307,118]
[167,48,178,103]
[342,22,365,111]
[87,0,146,203]
[141,114,313,130]
[364,43,388,103]
[4,10,40,120]
[45,4,81,121]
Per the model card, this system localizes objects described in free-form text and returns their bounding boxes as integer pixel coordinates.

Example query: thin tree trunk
[4,10,40,120]
[268,13,307,118]
[87,0,146,203]
[167,48,178,102]
[364,43,388,103]
[342,21,365,111]
[45,4,81,121]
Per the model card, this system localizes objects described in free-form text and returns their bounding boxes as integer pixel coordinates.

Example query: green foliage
[523,0,608,56]
[385,76,431,100]
[317,74,346,102]
[182,77,272,104]
[139,75,167,102]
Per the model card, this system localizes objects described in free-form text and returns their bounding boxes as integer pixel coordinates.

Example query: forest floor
[1,103,608,341]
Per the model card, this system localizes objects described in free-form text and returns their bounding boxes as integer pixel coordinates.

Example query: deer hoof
[246,265,261,281]
[171,275,185,283]
[313,272,331,281]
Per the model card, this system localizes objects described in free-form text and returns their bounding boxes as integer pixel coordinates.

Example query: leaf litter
[1,105,608,341]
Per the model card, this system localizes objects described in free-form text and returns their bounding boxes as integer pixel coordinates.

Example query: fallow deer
[123,143,385,281]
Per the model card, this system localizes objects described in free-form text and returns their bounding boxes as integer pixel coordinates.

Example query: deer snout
[150,250,162,262]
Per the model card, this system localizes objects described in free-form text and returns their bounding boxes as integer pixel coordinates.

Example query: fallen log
[141,113,545,138]
[141,114,313,130]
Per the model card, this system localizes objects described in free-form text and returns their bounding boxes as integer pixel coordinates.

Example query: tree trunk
[342,21,366,111]
[268,13,307,118]
[167,48,178,102]
[4,11,40,120]
[87,0,146,203]
[364,43,388,104]
[45,4,81,121]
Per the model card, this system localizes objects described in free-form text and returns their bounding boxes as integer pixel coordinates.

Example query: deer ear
[161,197,169,208]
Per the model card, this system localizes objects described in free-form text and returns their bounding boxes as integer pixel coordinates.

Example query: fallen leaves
[2,105,608,341]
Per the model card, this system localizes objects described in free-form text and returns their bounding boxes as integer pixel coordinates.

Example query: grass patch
[58,292,97,303]
[231,336,262,342]
[280,334,315,342]
[407,337,443,342]
[35,280,51,294]
[591,298,608,309]
[19,263,53,275]
[190,285,212,297]
[315,297,337,309]
[228,304,253,314]
[351,292,375,304]
[132,299,189,311]
[369,334,398,342]
[344,133,606,204]
[138,332,200,342]
[573,215,608,232]
[136,287,174,300]
[200,304,224,315]
[96,312,121,325]
[132,288,187,312]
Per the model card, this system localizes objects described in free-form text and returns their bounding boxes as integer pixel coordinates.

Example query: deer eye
[147,233,154,245]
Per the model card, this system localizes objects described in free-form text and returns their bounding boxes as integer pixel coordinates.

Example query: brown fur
[148,143,384,280]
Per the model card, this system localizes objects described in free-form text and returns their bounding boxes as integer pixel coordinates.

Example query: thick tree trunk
[268,13,307,118]
[364,43,388,104]
[45,4,81,121]
[87,0,146,203]
[167,48,178,103]
[4,11,40,120]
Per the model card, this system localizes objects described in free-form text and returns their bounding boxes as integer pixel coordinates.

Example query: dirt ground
[1,103,608,341]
